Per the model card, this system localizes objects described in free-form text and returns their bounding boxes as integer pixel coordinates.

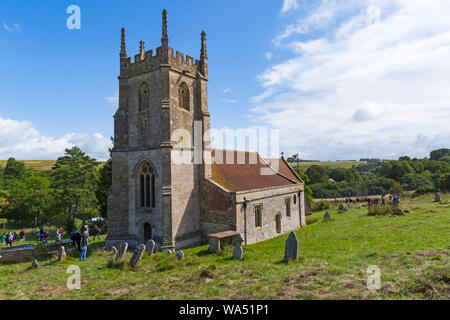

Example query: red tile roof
[211,149,302,192]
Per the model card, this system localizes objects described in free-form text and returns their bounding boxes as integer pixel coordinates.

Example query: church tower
[106,10,211,250]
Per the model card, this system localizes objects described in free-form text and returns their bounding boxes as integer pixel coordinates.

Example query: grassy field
[0,194,448,300]
[290,161,367,171]
[0,160,106,172]
[0,160,56,172]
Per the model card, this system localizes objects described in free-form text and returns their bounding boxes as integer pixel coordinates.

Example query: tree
[430,148,450,161]
[51,147,100,225]
[96,158,112,218]
[3,158,26,186]
[306,165,329,184]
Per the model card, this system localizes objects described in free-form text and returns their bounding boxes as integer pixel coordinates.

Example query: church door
[143,223,152,242]
[276,214,282,234]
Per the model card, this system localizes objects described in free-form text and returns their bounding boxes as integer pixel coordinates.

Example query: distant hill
[0,160,106,172]
[289,160,367,170]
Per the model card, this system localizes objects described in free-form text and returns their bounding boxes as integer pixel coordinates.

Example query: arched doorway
[276,213,282,234]
[143,223,152,242]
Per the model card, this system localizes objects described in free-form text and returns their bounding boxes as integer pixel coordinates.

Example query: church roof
[211,149,303,192]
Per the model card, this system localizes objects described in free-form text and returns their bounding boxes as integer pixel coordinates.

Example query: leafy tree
[430,148,450,161]
[3,158,26,186]
[306,165,329,184]
[329,168,362,182]
[401,172,434,191]
[439,155,450,164]
[292,166,313,203]
[96,158,112,218]
[423,160,450,174]
[51,147,100,225]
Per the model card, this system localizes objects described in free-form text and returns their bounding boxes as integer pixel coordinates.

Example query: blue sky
[1,0,450,161]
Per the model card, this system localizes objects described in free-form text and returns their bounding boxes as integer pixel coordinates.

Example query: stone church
[106,10,306,251]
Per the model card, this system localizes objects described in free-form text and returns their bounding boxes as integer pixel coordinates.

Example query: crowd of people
[1,223,101,259]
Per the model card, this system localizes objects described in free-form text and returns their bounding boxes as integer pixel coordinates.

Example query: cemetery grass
[0,195,448,300]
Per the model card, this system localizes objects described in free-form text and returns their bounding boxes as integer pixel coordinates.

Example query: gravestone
[392,208,404,216]
[232,234,244,260]
[167,249,174,256]
[32,260,40,269]
[338,204,345,212]
[57,246,66,262]
[129,244,146,267]
[283,232,299,263]
[101,247,105,253]
[323,212,331,222]
[176,251,184,261]
[146,239,156,256]
[435,192,441,203]
[111,246,118,255]
[115,242,128,262]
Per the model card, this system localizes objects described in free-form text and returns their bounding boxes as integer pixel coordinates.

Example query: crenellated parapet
[119,9,208,80]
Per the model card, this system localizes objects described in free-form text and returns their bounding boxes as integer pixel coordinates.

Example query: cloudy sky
[0,0,449,161]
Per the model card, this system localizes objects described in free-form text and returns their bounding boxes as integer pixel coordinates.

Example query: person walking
[80,231,89,261]
[1,233,6,247]
[19,229,25,242]
[6,232,13,247]
[93,225,101,241]
[71,228,81,251]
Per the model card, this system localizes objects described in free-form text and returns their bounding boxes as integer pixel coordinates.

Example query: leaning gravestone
[115,242,128,262]
[167,249,174,256]
[323,211,331,222]
[57,246,66,262]
[146,239,156,256]
[111,246,118,255]
[129,244,146,267]
[283,232,299,263]
[435,192,441,203]
[232,234,244,260]
[176,251,184,261]
[32,260,40,269]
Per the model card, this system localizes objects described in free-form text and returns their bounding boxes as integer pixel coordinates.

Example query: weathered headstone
[283,232,299,263]
[111,246,118,255]
[115,242,128,262]
[101,247,105,253]
[129,244,146,267]
[323,211,331,222]
[392,208,404,216]
[338,204,345,212]
[146,239,156,256]
[176,251,184,261]
[32,260,40,269]
[232,234,244,260]
[167,249,174,256]
[57,246,66,262]
[435,192,441,203]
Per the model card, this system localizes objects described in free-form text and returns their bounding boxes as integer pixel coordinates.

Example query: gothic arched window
[139,83,150,112]
[137,162,155,209]
[178,82,190,111]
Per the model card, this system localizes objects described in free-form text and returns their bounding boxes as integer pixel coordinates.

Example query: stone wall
[235,185,305,245]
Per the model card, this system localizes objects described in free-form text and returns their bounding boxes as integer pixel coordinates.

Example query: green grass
[0,160,106,172]
[0,194,448,300]
[290,161,367,170]
[0,160,56,172]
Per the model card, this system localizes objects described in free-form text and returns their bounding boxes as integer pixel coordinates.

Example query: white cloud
[281,0,300,14]
[3,23,21,32]
[221,98,238,103]
[265,52,273,60]
[251,0,450,160]
[105,92,118,104]
[223,89,231,94]
[0,117,111,161]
